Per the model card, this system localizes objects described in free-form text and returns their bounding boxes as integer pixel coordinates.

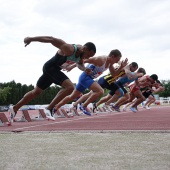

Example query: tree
[158,80,170,97]
[0,87,12,104]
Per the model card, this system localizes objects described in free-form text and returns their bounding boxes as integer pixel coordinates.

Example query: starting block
[102,107,107,112]
[70,107,80,116]
[0,113,11,126]
[60,108,73,118]
[103,105,114,112]
[16,109,47,122]
[38,109,47,119]
[17,110,32,122]
[95,107,109,113]
[98,107,104,112]
[54,109,66,118]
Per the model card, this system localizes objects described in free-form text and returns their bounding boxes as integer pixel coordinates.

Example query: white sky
[0,0,170,86]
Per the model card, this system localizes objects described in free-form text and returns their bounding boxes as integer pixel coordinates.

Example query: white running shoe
[8,106,16,122]
[46,115,55,121]
[122,107,127,111]
[67,113,74,117]
[44,108,55,120]
[130,107,137,113]
[145,106,150,110]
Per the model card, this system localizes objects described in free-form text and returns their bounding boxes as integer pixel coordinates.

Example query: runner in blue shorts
[54,50,128,116]
[72,61,136,113]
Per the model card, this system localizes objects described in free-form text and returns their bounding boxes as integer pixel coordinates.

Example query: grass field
[1,132,170,170]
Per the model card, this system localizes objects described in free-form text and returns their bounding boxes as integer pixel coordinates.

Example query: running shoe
[141,102,144,107]
[44,108,55,120]
[122,107,127,112]
[92,103,98,113]
[70,105,77,111]
[104,104,113,112]
[70,105,81,116]
[130,107,137,113]
[8,106,16,122]
[134,106,138,111]
[145,106,150,110]
[112,105,120,112]
[79,105,91,116]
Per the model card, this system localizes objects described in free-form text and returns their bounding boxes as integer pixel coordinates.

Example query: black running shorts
[98,77,119,96]
[36,65,69,90]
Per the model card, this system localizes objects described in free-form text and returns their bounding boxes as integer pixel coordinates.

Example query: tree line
[0,80,170,106]
[0,81,61,105]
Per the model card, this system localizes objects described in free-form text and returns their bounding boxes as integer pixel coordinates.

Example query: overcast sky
[1,0,170,86]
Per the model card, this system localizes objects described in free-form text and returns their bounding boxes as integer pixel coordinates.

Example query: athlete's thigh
[109,82,120,91]
[69,89,82,98]
[76,77,93,93]
[61,78,74,88]
[148,95,154,100]
[37,73,53,90]
[124,92,130,99]
[128,92,135,101]
[134,90,143,98]
[44,66,69,86]
[89,82,103,92]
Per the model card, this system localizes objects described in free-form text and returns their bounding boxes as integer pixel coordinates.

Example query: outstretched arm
[24,36,74,56]
[62,63,77,72]
[62,57,93,74]
[127,72,144,80]
[76,60,93,75]
[110,58,128,77]
[152,86,165,93]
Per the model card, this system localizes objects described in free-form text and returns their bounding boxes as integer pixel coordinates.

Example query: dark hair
[109,49,122,57]
[131,62,138,68]
[84,42,96,53]
[156,80,163,86]
[150,74,158,81]
[156,80,161,84]
[137,67,146,75]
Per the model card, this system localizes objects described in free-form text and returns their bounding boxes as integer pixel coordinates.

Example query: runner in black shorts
[142,80,164,109]
[95,62,138,109]
[142,89,153,99]
[8,36,96,121]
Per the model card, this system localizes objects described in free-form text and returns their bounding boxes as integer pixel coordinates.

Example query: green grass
[1,132,170,170]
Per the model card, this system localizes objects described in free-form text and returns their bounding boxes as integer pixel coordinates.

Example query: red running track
[0,106,170,132]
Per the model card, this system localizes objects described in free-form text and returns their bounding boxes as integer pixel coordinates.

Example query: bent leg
[55,89,81,110]
[132,90,145,107]
[47,79,74,110]
[144,95,153,107]
[96,93,112,107]
[148,97,156,107]
[83,82,104,107]
[105,89,123,105]
[13,86,43,113]
[116,93,130,107]
[74,92,92,106]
